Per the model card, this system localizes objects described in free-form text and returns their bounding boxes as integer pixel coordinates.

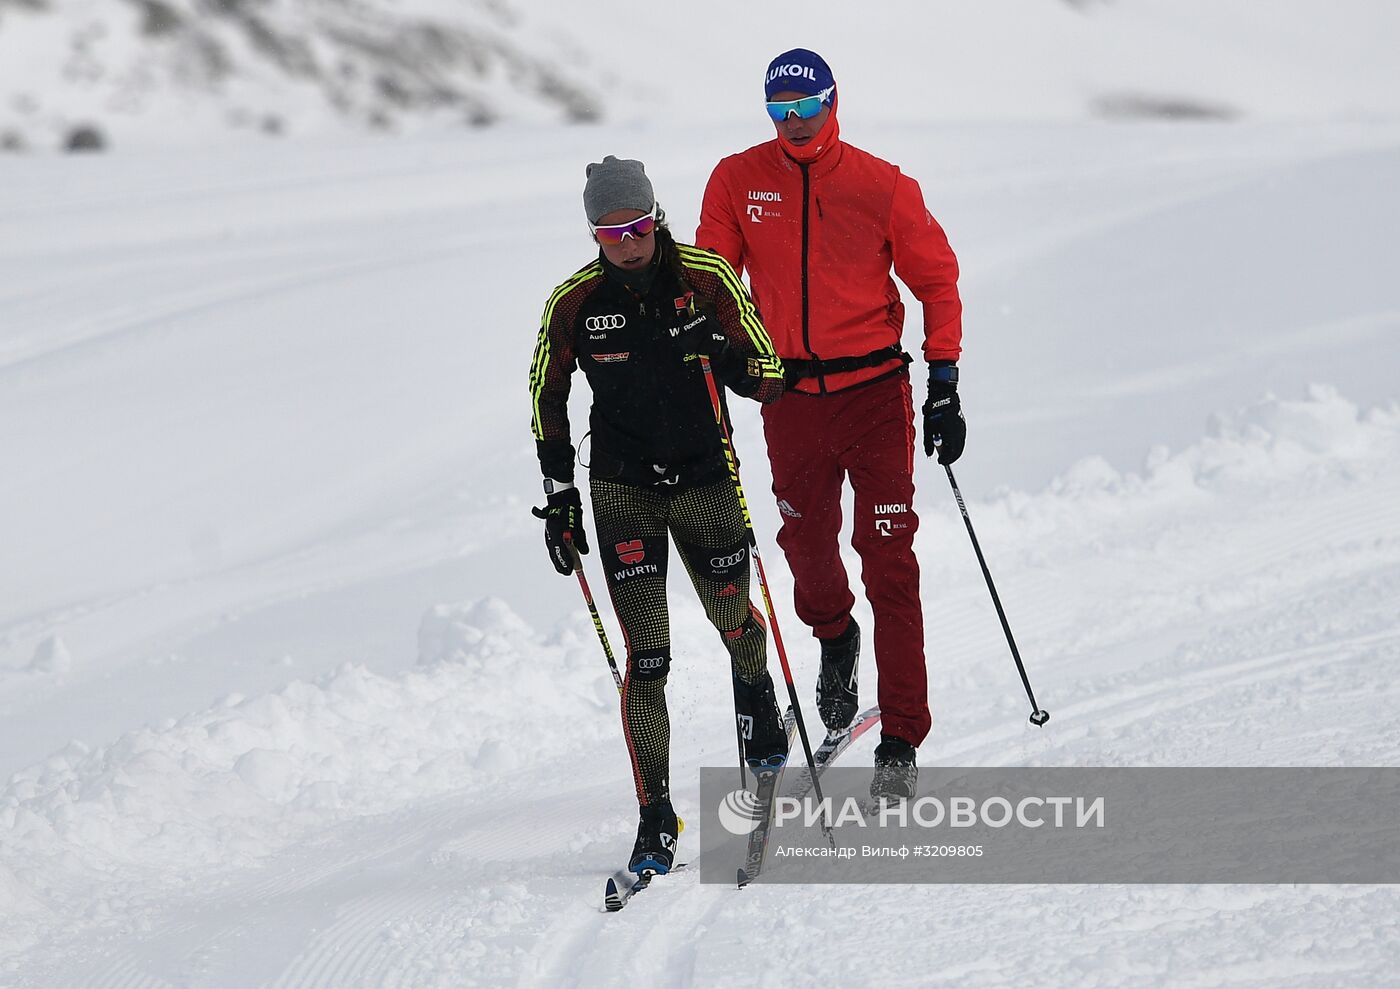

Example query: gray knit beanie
[583,155,655,224]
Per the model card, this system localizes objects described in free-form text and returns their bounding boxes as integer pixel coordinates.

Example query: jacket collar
[772,129,844,180]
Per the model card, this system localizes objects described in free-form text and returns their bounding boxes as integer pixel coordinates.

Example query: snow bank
[958,386,1400,546]
[914,386,1400,768]
[0,597,617,935]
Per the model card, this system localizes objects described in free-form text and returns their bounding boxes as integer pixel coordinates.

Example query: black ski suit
[530,237,785,805]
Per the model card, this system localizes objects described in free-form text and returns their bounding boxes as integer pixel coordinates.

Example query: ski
[603,705,797,910]
[735,706,881,887]
[604,868,653,912]
[785,705,882,802]
[603,862,687,912]
[603,869,645,912]
[737,707,799,886]
[606,705,867,907]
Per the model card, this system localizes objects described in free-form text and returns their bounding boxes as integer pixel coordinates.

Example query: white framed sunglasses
[765,86,835,122]
[590,204,659,245]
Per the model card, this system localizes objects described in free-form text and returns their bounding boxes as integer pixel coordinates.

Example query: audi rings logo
[586,314,627,331]
[710,549,746,569]
[637,655,665,671]
[718,789,765,835]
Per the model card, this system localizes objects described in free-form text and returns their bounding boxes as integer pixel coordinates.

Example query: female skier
[529,155,788,875]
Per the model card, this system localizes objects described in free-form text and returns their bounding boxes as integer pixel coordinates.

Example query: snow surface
[3,7,1400,986]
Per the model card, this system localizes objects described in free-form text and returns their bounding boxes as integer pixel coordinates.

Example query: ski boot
[734,673,789,775]
[816,618,860,732]
[629,800,680,876]
[870,735,917,803]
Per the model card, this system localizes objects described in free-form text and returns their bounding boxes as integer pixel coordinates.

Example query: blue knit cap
[764,48,836,101]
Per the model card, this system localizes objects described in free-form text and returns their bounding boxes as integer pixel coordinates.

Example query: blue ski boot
[629,800,680,876]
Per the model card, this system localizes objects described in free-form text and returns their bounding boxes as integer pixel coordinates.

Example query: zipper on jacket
[800,163,824,395]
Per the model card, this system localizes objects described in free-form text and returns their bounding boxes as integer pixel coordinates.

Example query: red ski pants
[761,372,931,746]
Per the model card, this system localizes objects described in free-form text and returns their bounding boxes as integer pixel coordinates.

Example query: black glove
[922,363,966,465]
[666,308,729,357]
[530,487,588,575]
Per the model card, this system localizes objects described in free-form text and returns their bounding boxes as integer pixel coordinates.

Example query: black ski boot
[816,618,860,732]
[870,735,917,803]
[734,673,789,774]
[629,800,680,876]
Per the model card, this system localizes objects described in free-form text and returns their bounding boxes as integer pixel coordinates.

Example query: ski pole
[938,458,1049,727]
[698,357,830,808]
[567,536,623,695]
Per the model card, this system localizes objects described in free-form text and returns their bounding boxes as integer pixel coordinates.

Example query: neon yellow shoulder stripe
[531,261,603,439]
[531,262,600,390]
[677,246,781,372]
[541,261,603,332]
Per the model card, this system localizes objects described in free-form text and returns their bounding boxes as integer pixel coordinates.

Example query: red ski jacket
[696,136,962,395]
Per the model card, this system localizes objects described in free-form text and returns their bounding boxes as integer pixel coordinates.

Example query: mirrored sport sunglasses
[590,205,659,245]
[765,86,835,122]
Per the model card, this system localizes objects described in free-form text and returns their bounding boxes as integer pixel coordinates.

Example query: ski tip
[604,877,624,912]
[737,868,751,889]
